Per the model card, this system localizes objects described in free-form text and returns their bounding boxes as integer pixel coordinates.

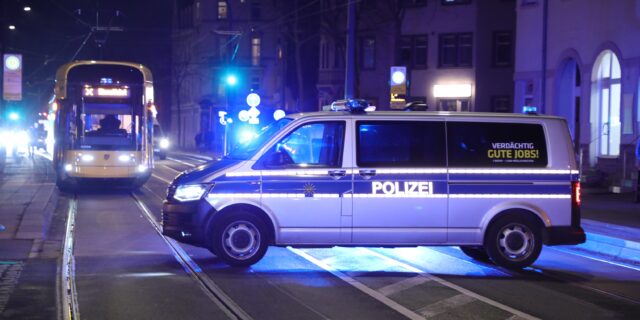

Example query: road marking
[167,156,201,167]
[288,247,426,320]
[417,293,476,318]
[151,174,172,184]
[61,197,80,320]
[361,248,539,320]
[160,163,182,174]
[378,275,432,297]
[131,193,252,320]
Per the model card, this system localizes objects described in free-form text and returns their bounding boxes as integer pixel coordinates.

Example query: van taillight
[572,181,581,206]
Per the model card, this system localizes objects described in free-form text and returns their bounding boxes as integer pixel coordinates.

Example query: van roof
[284,111,567,122]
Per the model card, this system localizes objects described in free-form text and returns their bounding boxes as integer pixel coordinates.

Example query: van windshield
[227,118,292,160]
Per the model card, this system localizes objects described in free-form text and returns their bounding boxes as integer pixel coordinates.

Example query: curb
[565,220,640,266]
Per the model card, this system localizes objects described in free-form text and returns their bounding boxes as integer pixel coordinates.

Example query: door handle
[328,169,347,179]
[359,169,376,179]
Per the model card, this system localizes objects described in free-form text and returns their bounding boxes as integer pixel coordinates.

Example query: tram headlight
[64,164,73,172]
[173,184,208,202]
[80,154,94,162]
[159,138,170,149]
[118,154,134,162]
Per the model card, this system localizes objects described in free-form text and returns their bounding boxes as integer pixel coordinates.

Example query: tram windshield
[78,100,139,150]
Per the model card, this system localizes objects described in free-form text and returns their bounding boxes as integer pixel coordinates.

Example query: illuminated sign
[3,54,22,101]
[372,181,433,196]
[83,86,130,98]
[433,84,472,98]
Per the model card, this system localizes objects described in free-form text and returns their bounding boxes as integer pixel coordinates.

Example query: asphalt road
[5,151,640,319]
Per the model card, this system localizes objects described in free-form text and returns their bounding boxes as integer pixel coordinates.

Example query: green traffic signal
[225,74,238,86]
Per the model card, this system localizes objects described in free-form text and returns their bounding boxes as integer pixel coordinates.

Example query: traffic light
[390,66,406,109]
[225,74,238,86]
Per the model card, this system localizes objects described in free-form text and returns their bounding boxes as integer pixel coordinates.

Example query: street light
[8,25,16,30]
[9,112,19,121]
[24,7,32,12]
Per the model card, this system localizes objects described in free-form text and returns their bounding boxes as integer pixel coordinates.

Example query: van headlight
[173,184,208,202]
[159,138,170,149]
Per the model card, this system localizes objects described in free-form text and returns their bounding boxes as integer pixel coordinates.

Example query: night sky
[1,0,172,122]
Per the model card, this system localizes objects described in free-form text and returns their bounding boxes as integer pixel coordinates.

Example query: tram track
[130,192,253,320]
[60,196,80,320]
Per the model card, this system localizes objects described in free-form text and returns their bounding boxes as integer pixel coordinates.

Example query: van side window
[264,121,345,168]
[356,121,446,167]
[447,122,548,167]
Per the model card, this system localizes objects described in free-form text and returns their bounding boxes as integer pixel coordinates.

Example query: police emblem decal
[303,183,316,197]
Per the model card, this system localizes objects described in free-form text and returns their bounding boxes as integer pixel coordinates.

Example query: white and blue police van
[162,100,585,269]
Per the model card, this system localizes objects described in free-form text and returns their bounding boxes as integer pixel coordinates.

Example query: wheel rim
[497,223,534,262]
[221,220,261,260]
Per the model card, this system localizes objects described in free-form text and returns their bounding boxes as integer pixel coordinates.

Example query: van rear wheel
[485,214,542,269]
[459,246,489,261]
[211,212,268,267]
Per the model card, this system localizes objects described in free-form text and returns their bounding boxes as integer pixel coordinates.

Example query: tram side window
[447,122,548,167]
[356,121,446,167]
[263,121,345,168]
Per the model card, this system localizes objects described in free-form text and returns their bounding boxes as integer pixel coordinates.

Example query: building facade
[514,0,640,190]
[171,0,289,151]
[317,0,516,112]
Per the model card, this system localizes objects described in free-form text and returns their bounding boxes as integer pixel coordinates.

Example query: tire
[211,211,269,267]
[484,214,542,269]
[459,246,490,261]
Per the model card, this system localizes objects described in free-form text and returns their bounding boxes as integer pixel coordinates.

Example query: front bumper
[544,226,586,245]
[162,199,215,247]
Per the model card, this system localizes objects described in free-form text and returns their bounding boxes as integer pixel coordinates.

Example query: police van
[162,100,585,269]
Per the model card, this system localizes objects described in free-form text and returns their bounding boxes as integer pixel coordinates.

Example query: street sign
[3,54,22,101]
[390,66,406,109]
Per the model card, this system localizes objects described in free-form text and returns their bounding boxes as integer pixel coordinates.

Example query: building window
[492,31,512,67]
[218,1,228,20]
[251,37,261,66]
[320,39,329,70]
[251,77,260,90]
[491,96,511,112]
[441,0,472,5]
[591,49,622,157]
[399,35,428,69]
[400,0,427,7]
[438,33,472,68]
[251,1,261,20]
[360,37,376,70]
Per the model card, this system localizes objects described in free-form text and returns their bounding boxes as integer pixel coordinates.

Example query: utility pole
[344,0,356,99]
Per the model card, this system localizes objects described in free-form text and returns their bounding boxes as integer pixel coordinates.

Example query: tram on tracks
[53,60,155,190]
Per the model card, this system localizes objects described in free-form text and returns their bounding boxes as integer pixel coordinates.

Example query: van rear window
[447,122,548,167]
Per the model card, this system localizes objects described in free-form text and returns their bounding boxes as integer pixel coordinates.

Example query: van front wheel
[212,212,268,267]
[485,215,542,269]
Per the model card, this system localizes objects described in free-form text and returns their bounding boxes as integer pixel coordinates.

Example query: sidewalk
[0,152,60,318]
[566,189,640,266]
